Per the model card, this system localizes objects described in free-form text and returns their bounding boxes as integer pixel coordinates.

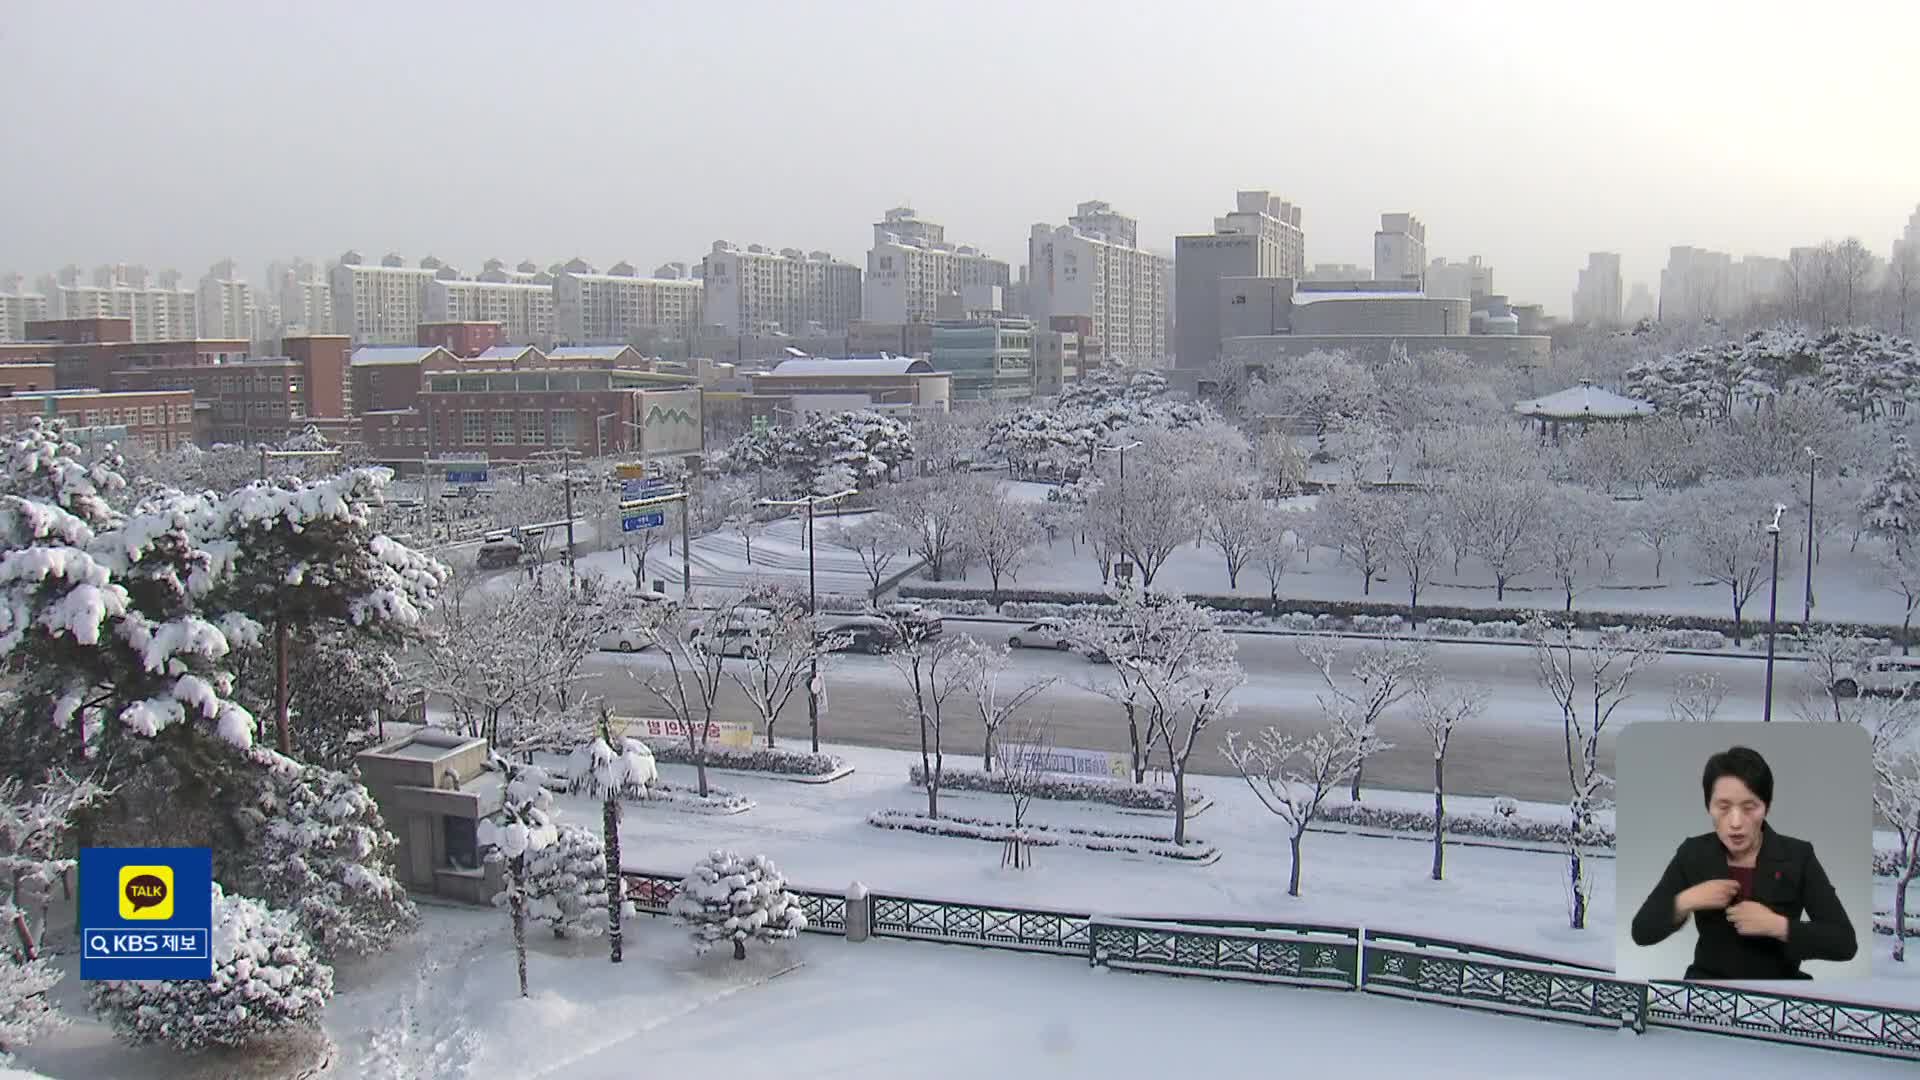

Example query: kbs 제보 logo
[80,847,213,981]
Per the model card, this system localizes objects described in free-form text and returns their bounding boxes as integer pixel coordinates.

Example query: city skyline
[3,1,1917,317]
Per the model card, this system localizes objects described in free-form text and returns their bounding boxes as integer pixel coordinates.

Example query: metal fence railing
[621,869,1920,1062]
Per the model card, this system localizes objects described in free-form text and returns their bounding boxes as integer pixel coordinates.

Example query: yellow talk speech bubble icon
[118,865,174,920]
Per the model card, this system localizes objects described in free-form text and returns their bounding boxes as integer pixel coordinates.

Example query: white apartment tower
[0,274,49,343]
[553,259,705,343]
[271,259,334,336]
[1173,190,1307,368]
[1029,201,1170,366]
[1425,256,1492,300]
[1217,190,1306,278]
[1572,253,1623,327]
[1373,213,1427,283]
[701,243,860,335]
[425,269,557,347]
[865,207,1011,324]
[328,252,438,345]
[197,259,256,341]
[50,265,198,341]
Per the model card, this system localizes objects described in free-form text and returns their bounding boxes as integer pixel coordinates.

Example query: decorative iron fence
[621,867,1918,1062]
[1092,916,1359,989]
[1360,929,1647,1031]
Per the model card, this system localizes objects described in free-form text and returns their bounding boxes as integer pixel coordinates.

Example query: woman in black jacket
[1629,745,1857,980]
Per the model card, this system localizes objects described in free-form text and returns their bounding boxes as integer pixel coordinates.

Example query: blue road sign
[622,476,674,499]
[79,847,214,981]
[446,469,490,485]
[623,511,666,532]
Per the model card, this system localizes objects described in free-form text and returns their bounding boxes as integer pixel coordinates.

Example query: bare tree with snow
[996,710,1055,871]
[1298,635,1430,801]
[723,588,829,749]
[1415,679,1489,881]
[1873,713,1920,961]
[1786,627,1878,724]
[1223,709,1386,897]
[969,491,1044,604]
[1133,612,1242,845]
[1382,492,1445,624]
[1631,489,1689,581]
[1667,671,1730,724]
[1537,487,1612,613]
[828,514,909,598]
[1254,511,1300,613]
[885,628,972,818]
[1530,614,1662,930]
[1879,542,1920,655]
[957,639,1055,773]
[1204,495,1267,590]
[636,603,734,798]
[1318,484,1396,596]
[882,473,987,581]
[1682,481,1796,640]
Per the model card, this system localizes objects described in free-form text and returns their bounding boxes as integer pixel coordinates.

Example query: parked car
[597,626,656,653]
[475,533,525,570]
[691,607,776,658]
[881,601,943,638]
[1008,617,1074,651]
[817,615,901,655]
[1832,655,1920,698]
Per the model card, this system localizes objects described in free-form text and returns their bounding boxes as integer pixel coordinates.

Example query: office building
[0,317,249,392]
[113,335,349,446]
[1425,256,1492,301]
[1028,201,1169,366]
[1373,214,1427,283]
[864,207,1011,325]
[1306,263,1369,282]
[1032,327,1081,397]
[701,243,861,335]
[197,260,256,341]
[329,252,439,345]
[1173,191,1306,369]
[425,273,555,347]
[930,316,1034,402]
[1572,253,1623,327]
[553,260,705,344]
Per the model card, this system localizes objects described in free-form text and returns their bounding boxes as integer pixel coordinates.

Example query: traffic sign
[623,512,666,532]
[621,476,674,499]
[446,468,489,485]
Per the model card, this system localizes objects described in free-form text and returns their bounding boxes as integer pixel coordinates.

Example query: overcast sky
[4,0,1916,315]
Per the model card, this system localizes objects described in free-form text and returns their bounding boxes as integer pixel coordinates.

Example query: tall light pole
[1095,440,1141,583]
[1803,447,1820,623]
[758,488,857,754]
[1763,503,1786,722]
[532,448,582,579]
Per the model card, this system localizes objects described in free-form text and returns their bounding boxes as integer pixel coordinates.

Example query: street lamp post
[758,488,858,754]
[532,448,582,579]
[1804,447,1820,623]
[1095,440,1141,583]
[1763,503,1786,722]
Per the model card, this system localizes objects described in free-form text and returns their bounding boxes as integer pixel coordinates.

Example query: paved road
[581,618,1795,804]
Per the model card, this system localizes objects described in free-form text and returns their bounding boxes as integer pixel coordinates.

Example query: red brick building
[0,387,194,451]
[0,363,56,393]
[349,345,459,415]
[416,321,504,358]
[0,317,248,391]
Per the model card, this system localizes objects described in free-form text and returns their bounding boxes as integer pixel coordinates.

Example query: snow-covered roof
[1513,382,1655,420]
[1291,290,1432,304]
[474,345,538,361]
[351,346,442,367]
[763,357,935,377]
[545,345,638,360]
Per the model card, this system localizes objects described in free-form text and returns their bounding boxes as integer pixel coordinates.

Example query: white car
[1008,617,1073,651]
[597,626,656,653]
[1832,655,1920,698]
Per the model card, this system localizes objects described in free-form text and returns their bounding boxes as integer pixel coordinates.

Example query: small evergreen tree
[478,754,556,997]
[224,763,416,960]
[523,823,615,940]
[1864,434,1920,556]
[90,883,333,1051]
[0,948,64,1064]
[667,850,807,960]
[565,718,656,962]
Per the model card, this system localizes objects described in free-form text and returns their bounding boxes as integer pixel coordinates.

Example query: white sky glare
[3,0,1916,314]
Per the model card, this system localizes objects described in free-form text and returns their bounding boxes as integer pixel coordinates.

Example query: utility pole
[1804,447,1819,623]
[1095,440,1141,582]
[759,489,857,753]
[1763,504,1785,722]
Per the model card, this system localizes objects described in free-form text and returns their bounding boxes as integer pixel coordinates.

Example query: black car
[817,615,901,654]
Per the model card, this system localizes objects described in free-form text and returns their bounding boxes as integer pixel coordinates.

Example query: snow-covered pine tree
[223,763,416,960]
[667,850,807,960]
[0,946,64,1064]
[566,720,657,962]
[89,883,333,1051]
[1863,434,1920,558]
[0,770,110,945]
[478,754,557,997]
[523,823,613,940]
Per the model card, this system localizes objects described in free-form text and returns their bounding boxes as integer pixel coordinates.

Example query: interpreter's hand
[1676,879,1741,915]
[1726,901,1789,940]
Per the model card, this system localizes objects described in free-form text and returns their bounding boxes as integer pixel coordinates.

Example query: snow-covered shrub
[521,823,616,939]
[1350,614,1406,635]
[1274,612,1320,632]
[90,883,333,1051]
[908,764,1202,811]
[1491,796,1519,819]
[479,755,558,997]
[1657,628,1727,651]
[0,949,64,1063]
[1211,610,1260,628]
[1472,621,1528,640]
[645,741,845,777]
[225,764,415,960]
[1318,802,1618,848]
[1312,613,1346,632]
[866,809,1217,861]
[667,850,807,960]
[1425,618,1479,639]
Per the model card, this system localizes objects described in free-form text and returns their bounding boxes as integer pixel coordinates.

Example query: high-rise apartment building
[1173,190,1307,369]
[864,208,1011,324]
[1425,256,1492,301]
[1571,253,1623,327]
[1306,263,1370,282]
[1028,201,1169,367]
[1373,214,1427,283]
[271,259,334,336]
[1623,282,1655,324]
[47,265,198,342]
[0,274,49,343]
[197,259,256,341]
[1897,204,1920,261]
[553,260,705,343]
[701,243,860,335]
[425,271,556,347]
[328,252,438,345]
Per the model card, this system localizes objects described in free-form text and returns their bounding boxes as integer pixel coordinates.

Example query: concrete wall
[1172,233,1257,369]
[1290,296,1469,336]
[1218,276,1294,343]
[1224,332,1551,370]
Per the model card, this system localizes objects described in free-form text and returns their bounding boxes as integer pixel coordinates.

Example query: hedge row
[1319,802,1907,878]
[639,781,755,814]
[901,583,1911,646]
[908,764,1202,812]
[866,809,1216,862]
[645,740,846,777]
